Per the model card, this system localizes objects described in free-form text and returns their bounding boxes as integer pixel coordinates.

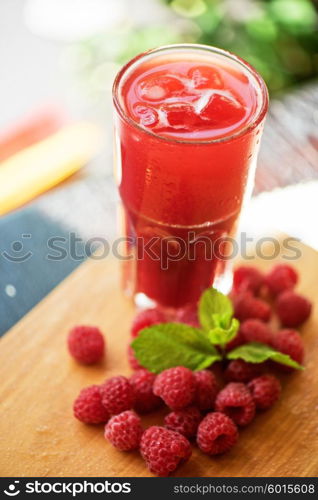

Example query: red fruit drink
[113,45,268,309]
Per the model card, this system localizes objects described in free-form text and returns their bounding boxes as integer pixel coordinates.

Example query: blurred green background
[77,0,318,95]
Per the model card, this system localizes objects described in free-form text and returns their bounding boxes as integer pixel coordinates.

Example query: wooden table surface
[0,238,317,477]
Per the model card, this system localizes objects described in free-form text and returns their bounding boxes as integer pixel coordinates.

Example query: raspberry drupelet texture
[248,375,281,410]
[175,305,200,327]
[131,308,167,338]
[127,344,143,371]
[68,325,104,364]
[276,291,312,328]
[265,264,298,296]
[104,410,143,451]
[73,385,109,424]
[140,426,192,476]
[225,330,245,352]
[232,292,271,323]
[193,370,219,411]
[100,376,136,415]
[272,329,304,366]
[225,359,261,383]
[239,319,273,345]
[215,382,255,426]
[130,369,162,414]
[164,406,202,438]
[197,412,238,455]
[233,266,264,294]
[153,366,196,410]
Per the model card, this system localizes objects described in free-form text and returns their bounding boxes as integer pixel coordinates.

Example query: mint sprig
[131,287,304,373]
[199,288,233,330]
[131,323,221,373]
[207,318,240,347]
[199,288,239,348]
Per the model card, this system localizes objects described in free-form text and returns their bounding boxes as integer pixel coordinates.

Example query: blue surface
[0,208,87,336]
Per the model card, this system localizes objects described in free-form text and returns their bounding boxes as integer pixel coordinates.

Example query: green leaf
[131,323,222,374]
[270,0,316,29]
[208,318,240,347]
[227,342,304,370]
[211,311,233,329]
[171,0,207,18]
[199,287,233,331]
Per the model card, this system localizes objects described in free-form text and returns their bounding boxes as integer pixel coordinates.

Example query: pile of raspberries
[69,264,312,476]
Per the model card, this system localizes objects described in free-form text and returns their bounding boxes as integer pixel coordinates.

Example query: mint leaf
[211,311,233,329]
[199,288,238,347]
[227,342,304,370]
[208,318,240,347]
[131,323,222,374]
[199,288,233,331]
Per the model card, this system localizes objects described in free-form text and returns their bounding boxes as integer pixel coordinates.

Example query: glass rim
[112,43,269,145]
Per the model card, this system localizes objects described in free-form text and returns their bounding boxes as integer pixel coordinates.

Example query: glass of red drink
[113,44,268,310]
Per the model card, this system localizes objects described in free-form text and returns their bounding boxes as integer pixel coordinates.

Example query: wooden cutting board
[1,237,317,477]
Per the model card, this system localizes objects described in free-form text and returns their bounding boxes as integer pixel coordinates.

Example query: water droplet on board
[5,284,16,297]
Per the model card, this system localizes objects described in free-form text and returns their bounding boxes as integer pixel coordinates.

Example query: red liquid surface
[115,52,265,308]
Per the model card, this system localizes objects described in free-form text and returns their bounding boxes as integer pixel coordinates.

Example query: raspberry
[233,266,264,294]
[225,359,261,383]
[215,382,255,426]
[276,291,312,327]
[67,325,104,364]
[265,264,298,296]
[164,406,202,438]
[225,330,245,352]
[193,370,219,411]
[232,292,271,323]
[272,329,304,366]
[240,319,273,345]
[130,369,162,414]
[104,410,143,451]
[153,366,196,410]
[197,412,238,455]
[73,385,109,424]
[100,376,136,415]
[140,426,191,476]
[248,375,281,410]
[127,344,143,371]
[131,308,167,338]
[175,305,200,327]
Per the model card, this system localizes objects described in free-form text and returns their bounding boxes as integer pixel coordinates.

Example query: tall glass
[113,44,268,310]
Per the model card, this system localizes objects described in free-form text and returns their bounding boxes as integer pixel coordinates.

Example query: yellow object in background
[0,122,103,216]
